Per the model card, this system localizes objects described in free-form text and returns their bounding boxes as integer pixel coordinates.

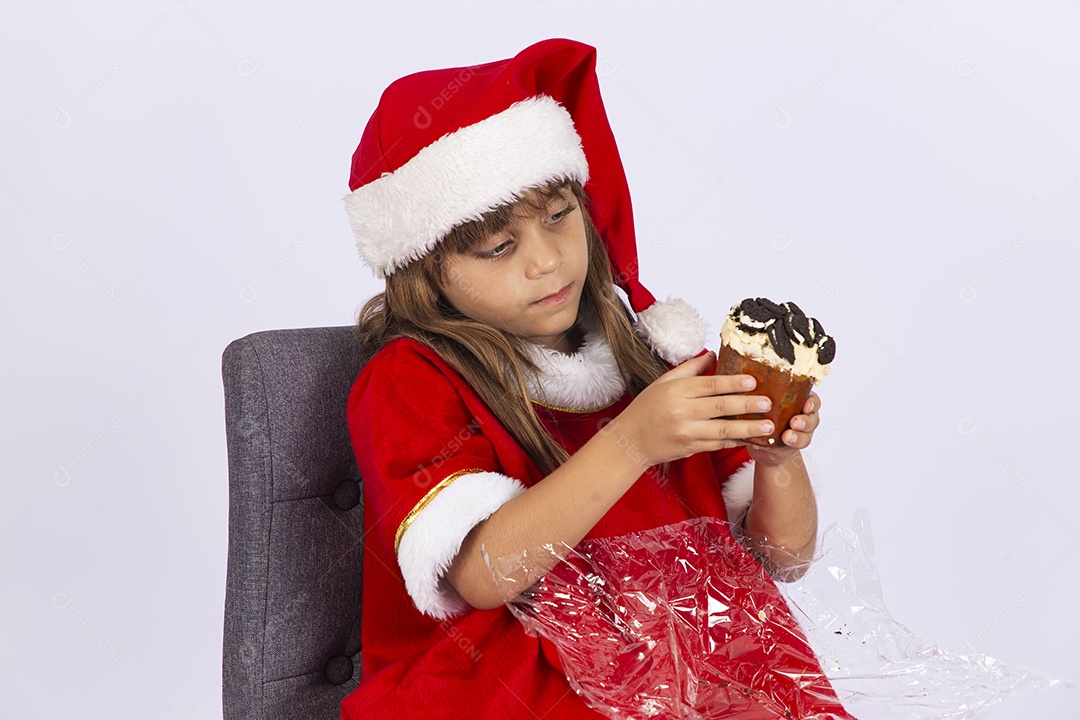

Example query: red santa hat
[344,38,706,364]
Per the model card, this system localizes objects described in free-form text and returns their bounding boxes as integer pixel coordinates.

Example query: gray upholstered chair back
[222,326,368,719]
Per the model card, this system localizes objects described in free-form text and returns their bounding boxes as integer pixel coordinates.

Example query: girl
[342,38,852,719]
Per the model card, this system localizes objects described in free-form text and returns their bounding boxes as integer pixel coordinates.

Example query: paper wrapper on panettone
[712,297,834,448]
[713,344,815,448]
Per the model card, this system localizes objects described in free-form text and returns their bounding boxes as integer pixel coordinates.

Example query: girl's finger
[688,394,771,420]
[703,418,774,442]
[788,412,820,433]
[678,418,775,448]
[782,429,812,449]
[659,351,716,382]
[803,392,821,414]
[686,373,759,398]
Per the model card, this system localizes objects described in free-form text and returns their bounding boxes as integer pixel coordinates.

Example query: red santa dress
[341,326,855,719]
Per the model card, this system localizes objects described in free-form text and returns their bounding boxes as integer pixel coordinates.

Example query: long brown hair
[355,178,669,474]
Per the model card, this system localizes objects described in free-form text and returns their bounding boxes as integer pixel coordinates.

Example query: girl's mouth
[533,283,572,306]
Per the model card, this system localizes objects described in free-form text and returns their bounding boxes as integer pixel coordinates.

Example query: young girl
[342,38,853,719]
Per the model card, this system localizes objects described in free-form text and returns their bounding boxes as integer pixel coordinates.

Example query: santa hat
[344,38,706,365]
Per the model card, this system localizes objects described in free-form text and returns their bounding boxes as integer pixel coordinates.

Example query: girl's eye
[548,203,577,223]
[476,240,512,259]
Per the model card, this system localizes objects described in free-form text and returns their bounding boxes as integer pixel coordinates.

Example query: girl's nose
[523,227,562,279]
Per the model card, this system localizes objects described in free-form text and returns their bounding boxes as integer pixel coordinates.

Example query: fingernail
[756,398,771,411]
[792,416,803,429]
[760,421,774,433]
[742,377,755,390]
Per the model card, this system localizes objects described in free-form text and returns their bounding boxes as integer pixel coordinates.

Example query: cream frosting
[719,299,833,383]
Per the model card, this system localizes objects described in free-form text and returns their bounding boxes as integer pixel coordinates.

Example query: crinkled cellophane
[486,511,1067,719]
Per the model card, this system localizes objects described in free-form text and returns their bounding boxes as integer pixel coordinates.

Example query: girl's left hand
[745,392,821,467]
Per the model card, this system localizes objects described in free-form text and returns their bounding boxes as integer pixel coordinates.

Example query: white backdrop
[3,1,1078,717]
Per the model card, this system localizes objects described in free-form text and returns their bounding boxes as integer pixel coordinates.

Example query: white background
[3,1,1078,718]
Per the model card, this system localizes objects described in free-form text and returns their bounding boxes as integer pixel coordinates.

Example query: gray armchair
[221,326,369,719]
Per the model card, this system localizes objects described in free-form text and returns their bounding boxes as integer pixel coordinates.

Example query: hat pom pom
[634,297,709,365]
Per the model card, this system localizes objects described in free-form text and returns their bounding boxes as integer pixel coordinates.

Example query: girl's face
[438,186,589,354]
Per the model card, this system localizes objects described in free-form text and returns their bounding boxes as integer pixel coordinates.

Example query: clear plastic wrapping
[771,510,1068,719]
[486,510,1069,719]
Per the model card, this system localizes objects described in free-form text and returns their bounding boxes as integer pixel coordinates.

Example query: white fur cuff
[722,456,821,541]
[722,459,756,539]
[634,297,709,365]
[397,471,527,619]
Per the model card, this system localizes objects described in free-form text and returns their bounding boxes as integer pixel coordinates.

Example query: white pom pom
[634,297,709,365]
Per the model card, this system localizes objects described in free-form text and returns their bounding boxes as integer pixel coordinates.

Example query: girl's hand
[744,392,821,467]
[609,351,775,467]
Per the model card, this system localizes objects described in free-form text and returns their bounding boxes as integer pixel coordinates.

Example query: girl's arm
[445,350,778,610]
[740,392,823,581]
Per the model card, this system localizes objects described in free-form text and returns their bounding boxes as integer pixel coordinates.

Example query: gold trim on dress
[528,396,620,414]
[394,468,486,555]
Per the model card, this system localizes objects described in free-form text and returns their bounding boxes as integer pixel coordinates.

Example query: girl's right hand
[609,351,775,466]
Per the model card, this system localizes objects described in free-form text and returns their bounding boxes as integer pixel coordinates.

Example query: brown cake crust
[713,344,814,448]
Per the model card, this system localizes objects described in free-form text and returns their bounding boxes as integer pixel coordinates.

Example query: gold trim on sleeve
[394,468,486,555]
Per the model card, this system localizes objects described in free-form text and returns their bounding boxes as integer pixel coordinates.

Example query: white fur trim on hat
[397,470,526,619]
[522,325,626,410]
[634,297,709,365]
[344,95,589,278]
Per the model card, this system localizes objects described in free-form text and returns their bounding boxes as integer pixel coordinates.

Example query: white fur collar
[522,327,626,410]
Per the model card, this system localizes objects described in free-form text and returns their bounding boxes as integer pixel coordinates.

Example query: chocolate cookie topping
[734,297,835,366]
